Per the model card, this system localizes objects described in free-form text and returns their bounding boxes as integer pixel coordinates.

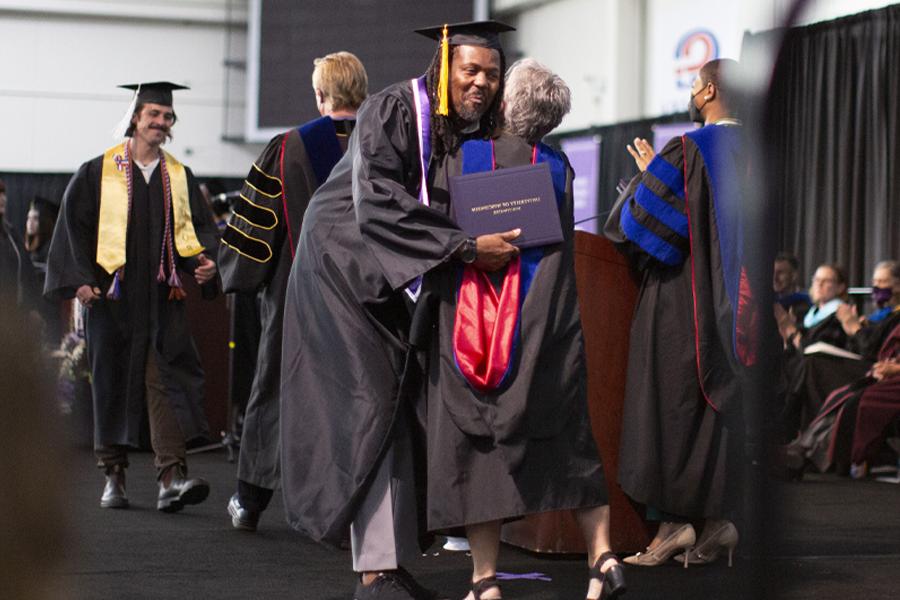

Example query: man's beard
[454,91,489,125]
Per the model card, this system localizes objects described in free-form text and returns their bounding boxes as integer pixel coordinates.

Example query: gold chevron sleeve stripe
[246,163,283,198]
[221,223,273,263]
[233,192,278,230]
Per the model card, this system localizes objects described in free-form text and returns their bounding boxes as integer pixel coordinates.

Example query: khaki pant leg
[145,349,186,477]
[350,419,419,572]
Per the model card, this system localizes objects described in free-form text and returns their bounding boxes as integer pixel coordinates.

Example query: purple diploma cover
[449,162,564,248]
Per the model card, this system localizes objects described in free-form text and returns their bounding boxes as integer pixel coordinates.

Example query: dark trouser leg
[95,445,129,470]
[145,349,186,478]
[237,479,274,513]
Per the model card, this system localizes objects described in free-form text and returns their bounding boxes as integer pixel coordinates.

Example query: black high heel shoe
[587,551,627,600]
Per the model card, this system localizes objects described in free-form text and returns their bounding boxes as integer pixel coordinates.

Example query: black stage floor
[56,448,898,600]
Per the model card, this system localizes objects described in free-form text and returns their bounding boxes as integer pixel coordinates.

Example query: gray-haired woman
[433,58,625,600]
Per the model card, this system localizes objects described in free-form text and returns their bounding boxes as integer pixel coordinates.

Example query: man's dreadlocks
[424,44,506,158]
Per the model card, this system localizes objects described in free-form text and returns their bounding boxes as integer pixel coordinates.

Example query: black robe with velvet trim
[44,154,219,449]
[423,133,607,530]
[280,82,468,547]
[219,119,353,490]
[604,124,758,519]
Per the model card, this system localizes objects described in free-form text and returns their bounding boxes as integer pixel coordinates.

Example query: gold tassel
[437,24,450,116]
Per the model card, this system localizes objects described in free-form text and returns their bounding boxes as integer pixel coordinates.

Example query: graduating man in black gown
[45,82,220,513]
[280,22,523,600]
[605,59,766,567]
[219,51,368,531]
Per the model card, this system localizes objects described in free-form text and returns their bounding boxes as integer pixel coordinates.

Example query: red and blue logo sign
[674,29,719,89]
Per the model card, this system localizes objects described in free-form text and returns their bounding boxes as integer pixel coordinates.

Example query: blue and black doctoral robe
[604,123,762,519]
[219,116,354,491]
[423,133,607,530]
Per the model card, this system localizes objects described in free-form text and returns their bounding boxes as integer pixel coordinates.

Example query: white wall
[498,0,644,132]
[502,0,900,129]
[0,0,262,176]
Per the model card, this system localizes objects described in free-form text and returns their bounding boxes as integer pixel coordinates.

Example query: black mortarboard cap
[414,20,514,51]
[118,81,189,107]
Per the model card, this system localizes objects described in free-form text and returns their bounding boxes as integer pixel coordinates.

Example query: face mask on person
[872,286,893,306]
[688,88,707,124]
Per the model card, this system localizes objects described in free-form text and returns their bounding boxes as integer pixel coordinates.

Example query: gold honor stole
[98,142,204,274]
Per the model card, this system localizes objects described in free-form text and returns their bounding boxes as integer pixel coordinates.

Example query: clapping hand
[836,303,863,335]
[774,303,798,341]
[871,359,899,381]
[626,138,656,172]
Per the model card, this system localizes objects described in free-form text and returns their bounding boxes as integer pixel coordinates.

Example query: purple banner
[652,121,696,152]
[561,135,601,234]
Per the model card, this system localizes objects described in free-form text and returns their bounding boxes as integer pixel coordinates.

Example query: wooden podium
[500,231,651,553]
[182,278,230,440]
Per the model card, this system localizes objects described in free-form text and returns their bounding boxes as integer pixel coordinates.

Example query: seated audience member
[772,252,812,424]
[848,350,900,474]
[773,252,811,321]
[776,263,849,351]
[781,262,900,440]
[776,263,853,437]
[785,318,899,477]
[835,260,900,352]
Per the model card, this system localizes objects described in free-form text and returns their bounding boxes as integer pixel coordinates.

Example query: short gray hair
[874,259,899,280]
[503,58,571,144]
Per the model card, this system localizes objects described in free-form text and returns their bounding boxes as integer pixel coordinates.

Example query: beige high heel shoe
[674,520,739,567]
[623,523,696,568]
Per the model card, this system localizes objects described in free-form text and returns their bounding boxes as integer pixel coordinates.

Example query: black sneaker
[227,493,260,531]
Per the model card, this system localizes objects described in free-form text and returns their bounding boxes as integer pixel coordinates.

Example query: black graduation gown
[280,82,467,547]
[219,119,352,490]
[604,125,752,519]
[28,243,63,346]
[1,219,37,309]
[44,155,219,448]
[423,133,606,530]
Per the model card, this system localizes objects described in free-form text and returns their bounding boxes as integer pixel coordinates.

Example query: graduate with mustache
[45,82,220,514]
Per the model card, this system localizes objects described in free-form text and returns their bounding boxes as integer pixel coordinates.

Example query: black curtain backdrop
[749,4,900,287]
[0,171,243,237]
[547,112,689,219]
